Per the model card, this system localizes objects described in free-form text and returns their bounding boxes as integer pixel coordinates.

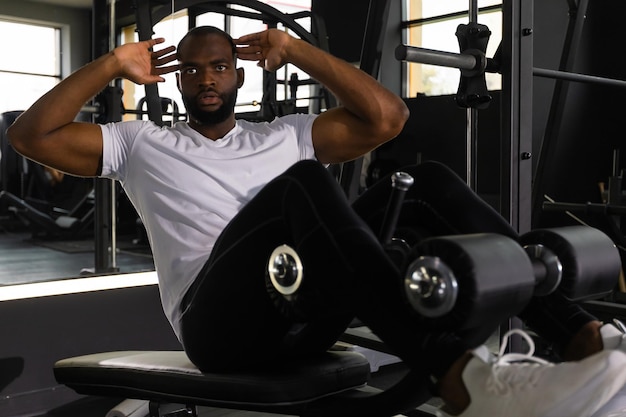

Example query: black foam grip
[521,226,620,301]
[410,233,535,330]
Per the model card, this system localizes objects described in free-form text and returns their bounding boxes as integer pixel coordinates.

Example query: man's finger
[154,64,180,75]
[234,32,262,45]
[154,45,176,57]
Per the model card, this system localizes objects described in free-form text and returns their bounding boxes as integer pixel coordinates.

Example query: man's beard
[182,89,238,125]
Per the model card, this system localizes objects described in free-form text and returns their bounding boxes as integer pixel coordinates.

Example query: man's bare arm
[235,30,409,164]
[7,38,177,176]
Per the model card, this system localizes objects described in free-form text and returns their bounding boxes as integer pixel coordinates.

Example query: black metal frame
[395,0,533,233]
[500,0,534,234]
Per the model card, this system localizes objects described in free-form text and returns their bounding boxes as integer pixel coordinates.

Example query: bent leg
[179,161,352,372]
[180,160,471,378]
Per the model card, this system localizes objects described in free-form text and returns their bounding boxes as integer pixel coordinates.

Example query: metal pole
[467,107,478,190]
[533,67,626,89]
[394,45,478,70]
[108,0,118,272]
[467,0,479,190]
[135,0,165,127]
[91,0,119,274]
[469,0,478,22]
[499,0,533,354]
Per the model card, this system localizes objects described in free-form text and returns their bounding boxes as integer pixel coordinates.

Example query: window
[403,1,502,97]
[0,19,61,113]
[120,10,190,123]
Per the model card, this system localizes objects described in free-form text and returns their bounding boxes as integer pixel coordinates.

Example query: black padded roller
[405,233,535,330]
[520,226,620,301]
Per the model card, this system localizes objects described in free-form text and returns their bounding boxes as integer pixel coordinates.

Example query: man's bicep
[311,108,379,164]
[35,122,104,177]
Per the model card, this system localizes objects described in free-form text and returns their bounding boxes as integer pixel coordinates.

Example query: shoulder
[100,120,163,140]
[237,113,318,133]
[271,113,318,128]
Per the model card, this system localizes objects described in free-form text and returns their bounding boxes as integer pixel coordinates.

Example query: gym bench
[54,346,436,417]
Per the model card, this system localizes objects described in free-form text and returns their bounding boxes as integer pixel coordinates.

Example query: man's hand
[235,29,292,72]
[113,38,179,84]
[234,28,409,164]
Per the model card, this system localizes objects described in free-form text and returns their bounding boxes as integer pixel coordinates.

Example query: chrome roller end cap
[404,256,458,318]
[267,244,303,296]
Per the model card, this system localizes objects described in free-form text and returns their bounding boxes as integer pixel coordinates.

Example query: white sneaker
[590,383,626,417]
[437,329,626,417]
[601,319,626,351]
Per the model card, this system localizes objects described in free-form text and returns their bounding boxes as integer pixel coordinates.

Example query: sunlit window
[0,19,61,113]
[403,0,502,97]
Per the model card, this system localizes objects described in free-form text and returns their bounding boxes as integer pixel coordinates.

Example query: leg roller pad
[521,226,621,301]
[404,233,536,330]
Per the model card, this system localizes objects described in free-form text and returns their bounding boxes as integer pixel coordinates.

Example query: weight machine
[51,1,545,416]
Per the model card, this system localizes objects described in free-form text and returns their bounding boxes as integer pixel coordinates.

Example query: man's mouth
[198,91,220,106]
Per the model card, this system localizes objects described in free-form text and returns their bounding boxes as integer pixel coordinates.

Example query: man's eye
[216,65,227,72]
[185,68,197,75]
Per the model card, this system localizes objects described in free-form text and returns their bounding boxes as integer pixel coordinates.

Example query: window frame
[401,2,503,98]
[0,17,63,114]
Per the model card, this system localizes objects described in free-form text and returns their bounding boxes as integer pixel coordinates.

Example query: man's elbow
[6,123,21,149]
[6,120,40,159]
[379,99,410,141]
[392,99,410,134]
[6,123,27,155]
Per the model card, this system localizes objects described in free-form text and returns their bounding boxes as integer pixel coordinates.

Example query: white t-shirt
[100,114,318,339]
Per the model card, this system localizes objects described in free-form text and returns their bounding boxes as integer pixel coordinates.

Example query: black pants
[180,160,597,376]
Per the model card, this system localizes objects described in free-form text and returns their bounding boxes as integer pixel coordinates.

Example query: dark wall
[372,93,502,202]
[311,0,370,63]
[533,1,626,227]
[312,0,404,100]
[0,285,181,416]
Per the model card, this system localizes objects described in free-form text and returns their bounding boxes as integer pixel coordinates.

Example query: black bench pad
[54,350,371,410]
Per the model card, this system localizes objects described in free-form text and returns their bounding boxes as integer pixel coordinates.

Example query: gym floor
[0,227,154,286]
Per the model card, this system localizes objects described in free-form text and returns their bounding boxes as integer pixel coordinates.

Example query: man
[8,26,626,417]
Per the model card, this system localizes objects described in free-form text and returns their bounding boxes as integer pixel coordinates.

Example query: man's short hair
[177,26,237,60]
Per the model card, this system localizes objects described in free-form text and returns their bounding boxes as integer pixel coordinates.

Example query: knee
[281,160,342,196]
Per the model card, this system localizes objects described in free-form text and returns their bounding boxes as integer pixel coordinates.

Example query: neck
[188,116,236,140]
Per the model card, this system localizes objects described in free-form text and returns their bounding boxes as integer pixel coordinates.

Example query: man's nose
[198,69,216,86]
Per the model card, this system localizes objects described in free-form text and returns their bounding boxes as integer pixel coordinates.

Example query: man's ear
[176,72,182,92]
[237,67,245,88]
